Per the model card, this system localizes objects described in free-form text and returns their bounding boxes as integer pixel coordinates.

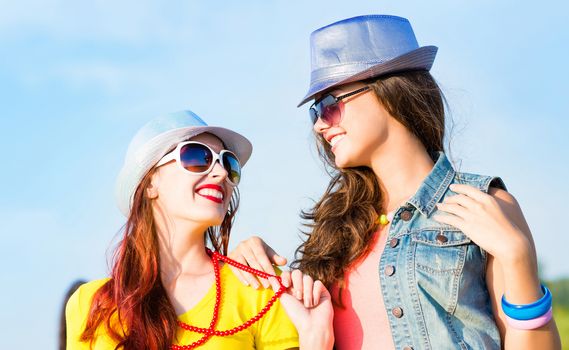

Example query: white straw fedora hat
[115,110,252,216]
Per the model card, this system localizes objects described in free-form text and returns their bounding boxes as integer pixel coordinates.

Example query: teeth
[329,134,346,147]
[197,188,224,200]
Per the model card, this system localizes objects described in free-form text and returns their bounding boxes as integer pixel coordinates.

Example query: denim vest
[380,152,505,350]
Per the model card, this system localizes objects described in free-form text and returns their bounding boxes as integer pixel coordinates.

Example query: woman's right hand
[269,271,334,350]
[228,236,287,288]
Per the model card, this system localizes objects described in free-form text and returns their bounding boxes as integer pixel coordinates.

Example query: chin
[334,158,349,169]
[183,207,226,227]
[203,212,226,226]
[197,217,225,228]
[333,151,358,169]
[333,142,369,169]
[332,141,356,168]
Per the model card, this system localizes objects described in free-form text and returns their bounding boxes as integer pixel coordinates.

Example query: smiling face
[148,133,234,228]
[313,82,394,169]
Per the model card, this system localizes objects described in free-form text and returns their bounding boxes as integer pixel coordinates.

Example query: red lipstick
[195,184,225,204]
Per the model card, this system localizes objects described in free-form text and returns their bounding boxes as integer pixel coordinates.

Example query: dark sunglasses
[309,85,371,126]
[155,141,242,186]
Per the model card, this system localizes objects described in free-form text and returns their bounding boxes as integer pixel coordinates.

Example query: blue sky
[0,0,567,348]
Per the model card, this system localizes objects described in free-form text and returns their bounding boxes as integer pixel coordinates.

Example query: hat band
[310,59,392,84]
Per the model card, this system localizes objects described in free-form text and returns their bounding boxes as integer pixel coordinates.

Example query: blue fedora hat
[298,15,437,107]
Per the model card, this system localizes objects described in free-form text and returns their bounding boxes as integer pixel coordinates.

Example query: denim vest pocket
[412,229,472,319]
[412,229,470,274]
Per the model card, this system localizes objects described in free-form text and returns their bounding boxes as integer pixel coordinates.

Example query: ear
[146,173,160,200]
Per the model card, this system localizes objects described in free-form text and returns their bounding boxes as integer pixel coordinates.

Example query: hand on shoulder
[433,184,535,264]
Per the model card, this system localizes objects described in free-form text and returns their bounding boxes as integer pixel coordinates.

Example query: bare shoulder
[488,187,536,248]
[488,186,518,206]
[488,187,523,220]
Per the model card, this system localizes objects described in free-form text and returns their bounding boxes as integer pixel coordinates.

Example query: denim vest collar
[406,152,455,217]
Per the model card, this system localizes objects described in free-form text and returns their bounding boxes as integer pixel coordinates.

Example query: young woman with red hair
[65,111,334,349]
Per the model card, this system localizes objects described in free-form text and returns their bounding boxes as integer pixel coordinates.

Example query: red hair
[81,169,239,349]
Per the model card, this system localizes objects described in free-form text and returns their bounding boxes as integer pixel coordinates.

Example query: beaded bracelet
[501,284,552,321]
[505,307,553,330]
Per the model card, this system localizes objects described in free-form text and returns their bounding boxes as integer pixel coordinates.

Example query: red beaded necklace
[171,248,287,350]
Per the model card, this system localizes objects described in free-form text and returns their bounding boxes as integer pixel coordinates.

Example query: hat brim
[142,125,253,166]
[188,126,253,165]
[297,45,438,107]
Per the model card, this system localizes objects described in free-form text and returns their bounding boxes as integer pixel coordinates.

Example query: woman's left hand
[433,184,531,263]
[434,184,562,349]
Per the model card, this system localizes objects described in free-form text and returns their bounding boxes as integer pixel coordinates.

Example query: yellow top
[66,264,299,349]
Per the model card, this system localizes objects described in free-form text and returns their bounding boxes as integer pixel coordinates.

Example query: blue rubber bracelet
[501,284,552,321]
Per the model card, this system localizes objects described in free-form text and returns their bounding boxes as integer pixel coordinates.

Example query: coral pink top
[332,231,395,350]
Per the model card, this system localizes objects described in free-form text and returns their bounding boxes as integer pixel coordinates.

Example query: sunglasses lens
[179,143,213,172]
[176,143,242,185]
[320,95,342,126]
[309,107,319,124]
[222,152,241,185]
[311,95,342,126]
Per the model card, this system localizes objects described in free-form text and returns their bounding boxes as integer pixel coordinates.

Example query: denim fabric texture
[379,152,505,349]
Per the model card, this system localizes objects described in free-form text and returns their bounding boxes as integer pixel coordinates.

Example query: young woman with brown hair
[229,15,561,349]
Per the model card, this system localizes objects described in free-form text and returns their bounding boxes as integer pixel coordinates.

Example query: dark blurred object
[59,279,87,350]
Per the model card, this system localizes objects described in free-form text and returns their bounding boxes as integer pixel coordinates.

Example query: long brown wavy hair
[293,70,447,305]
[80,167,239,349]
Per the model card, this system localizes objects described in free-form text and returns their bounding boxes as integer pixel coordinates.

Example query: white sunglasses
[155,141,242,186]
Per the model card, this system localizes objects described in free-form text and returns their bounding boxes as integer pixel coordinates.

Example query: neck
[370,126,435,212]
[153,208,214,287]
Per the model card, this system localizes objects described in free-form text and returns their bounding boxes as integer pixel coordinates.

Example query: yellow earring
[377,214,389,226]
